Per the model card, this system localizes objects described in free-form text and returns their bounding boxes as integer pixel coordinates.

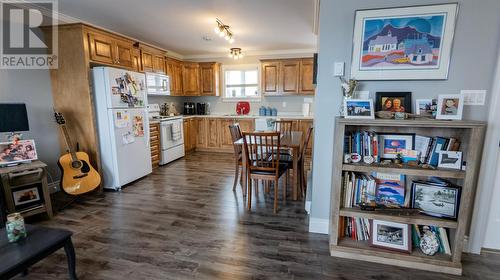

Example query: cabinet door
[281,60,300,94]
[199,62,218,96]
[153,55,166,73]
[189,119,197,150]
[219,119,235,150]
[183,119,190,152]
[261,61,280,95]
[299,58,315,95]
[174,62,184,95]
[114,40,134,69]
[207,119,219,148]
[197,118,207,148]
[141,51,154,72]
[166,60,176,94]
[88,32,114,64]
[132,48,142,72]
[183,63,200,96]
[238,119,254,133]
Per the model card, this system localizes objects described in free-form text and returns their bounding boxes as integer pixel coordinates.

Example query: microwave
[146,72,170,96]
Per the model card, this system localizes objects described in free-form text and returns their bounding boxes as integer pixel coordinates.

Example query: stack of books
[412,225,452,255]
[415,136,461,166]
[342,172,377,207]
[344,131,379,163]
[340,217,371,241]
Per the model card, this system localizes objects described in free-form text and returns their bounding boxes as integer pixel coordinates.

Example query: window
[222,65,260,101]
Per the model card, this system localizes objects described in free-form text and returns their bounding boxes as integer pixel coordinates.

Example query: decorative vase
[420,229,440,256]
[6,213,27,243]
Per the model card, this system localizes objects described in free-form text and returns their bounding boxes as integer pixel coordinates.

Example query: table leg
[293,147,299,201]
[242,150,248,198]
[64,238,78,280]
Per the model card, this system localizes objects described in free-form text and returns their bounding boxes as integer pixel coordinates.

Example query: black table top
[0,225,72,275]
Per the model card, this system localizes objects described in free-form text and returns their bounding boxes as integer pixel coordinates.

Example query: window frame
[221,64,261,102]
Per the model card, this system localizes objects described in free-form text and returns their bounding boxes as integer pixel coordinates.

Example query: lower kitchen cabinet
[150,122,160,168]
[183,118,197,153]
[207,119,220,148]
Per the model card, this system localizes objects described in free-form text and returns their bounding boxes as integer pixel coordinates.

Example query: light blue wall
[310,0,500,233]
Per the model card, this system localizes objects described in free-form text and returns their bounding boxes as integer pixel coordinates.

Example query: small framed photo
[11,183,45,211]
[378,133,415,159]
[375,92,412,113]
[369,220,411,253]
[0,139,38,166]
[411,182,460,219]
[436,94,464,120]
[344,99,375,119]
[415,99,434,116]
[438,151,463,170]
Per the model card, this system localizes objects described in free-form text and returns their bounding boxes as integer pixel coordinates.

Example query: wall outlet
[461,90,486,105]
[282,102,287,108]
[333,62,344,76]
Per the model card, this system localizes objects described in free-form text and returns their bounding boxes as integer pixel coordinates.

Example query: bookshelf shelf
[339,208,458,228]
[330,117,486,275]
[342,163,466,179]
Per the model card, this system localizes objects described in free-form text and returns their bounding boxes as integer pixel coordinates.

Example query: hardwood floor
[17,152,500,279]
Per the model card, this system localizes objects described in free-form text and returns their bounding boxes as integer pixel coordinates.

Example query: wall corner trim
[309,217,329,234]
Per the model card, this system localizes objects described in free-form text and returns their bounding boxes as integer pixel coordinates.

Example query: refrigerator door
[99,66,147,109]
[110,108,152,188]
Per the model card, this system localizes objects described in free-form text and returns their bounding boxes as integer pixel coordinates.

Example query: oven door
[160,119,184,151]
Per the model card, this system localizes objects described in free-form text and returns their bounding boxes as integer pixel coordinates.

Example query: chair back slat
[242,132,281,174]
[228,123,243,156]
[274,120,293,134]
[301,126,314,160]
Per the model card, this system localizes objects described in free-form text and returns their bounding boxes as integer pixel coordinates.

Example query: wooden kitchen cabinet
[88,30,134,69]
[260,58,315,95]
[199,62,220,96]
[237,119,254,133]
[183,62,200,96]
[153,55,166,74]
[166,58,183,96]
[141,50,154,72]
[219,119,235,150]
[207,119,220,148]
[150,122,161,168]
[183,118,197,153]
[131,47,142,72]
[196,118,208,148]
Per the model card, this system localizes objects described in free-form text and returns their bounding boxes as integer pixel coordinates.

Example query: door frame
[468,49,500,253]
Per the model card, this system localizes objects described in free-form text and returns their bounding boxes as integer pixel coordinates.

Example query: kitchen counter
[182,114,314,120]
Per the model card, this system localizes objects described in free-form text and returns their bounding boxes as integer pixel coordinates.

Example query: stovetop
[151,115,183,121]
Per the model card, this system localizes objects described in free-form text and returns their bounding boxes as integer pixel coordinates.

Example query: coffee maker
[183,102,195,115]
[196,103,208,115]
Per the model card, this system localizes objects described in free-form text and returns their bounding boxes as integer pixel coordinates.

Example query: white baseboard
[309,217,329,234]
[305,201,311,214]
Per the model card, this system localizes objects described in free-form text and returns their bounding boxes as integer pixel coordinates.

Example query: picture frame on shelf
[350,3,459,80]
[411,181,461,219]
[438,151,463,170]
[378,133,415,159]
[369,220,412,253]
[344,99,375,119]
[11,183,45,212]
[375,92,412,113]
[436,94,464,120]
[415,99,434,116]
[0,139,38,166]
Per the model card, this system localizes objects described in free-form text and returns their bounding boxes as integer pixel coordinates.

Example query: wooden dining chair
[273,120,293,134]
[228,123,243,192]
[242,131,288,213]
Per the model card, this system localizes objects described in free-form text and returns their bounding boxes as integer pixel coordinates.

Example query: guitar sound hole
[71,161,83,169]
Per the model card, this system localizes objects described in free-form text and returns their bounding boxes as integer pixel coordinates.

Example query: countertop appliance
[236,101,250,115]
[145,72,170,96]
[184,102,196,115]
[92,66,152,190]
[148,104,185,164]
[196,103,208,115]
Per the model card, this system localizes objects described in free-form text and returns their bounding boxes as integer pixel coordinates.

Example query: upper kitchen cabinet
[140,45,167,73]
[182,62,200,96]
[131,47,142,72]
[199,62,220,96]
[260,58,316,95]
[166,58,184,96]
[87,30,134,69]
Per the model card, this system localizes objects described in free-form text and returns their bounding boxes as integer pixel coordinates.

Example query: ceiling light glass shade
[225,35,231,40]
[228,53,233,58]
[219,31,225,37]
[214,27,220,34]
[228,38,235,44]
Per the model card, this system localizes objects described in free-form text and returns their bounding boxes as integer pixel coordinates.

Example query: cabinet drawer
[151,153,159,162]
[150,131,159,138]
[150,134,159,142]
[150,125,159,133]
[150,139,159,146]
[151,144,159,153]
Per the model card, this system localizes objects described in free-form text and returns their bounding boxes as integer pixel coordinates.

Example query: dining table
[234,131,303,205]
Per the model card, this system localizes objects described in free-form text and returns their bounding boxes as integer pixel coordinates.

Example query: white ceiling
[56,0,318,58]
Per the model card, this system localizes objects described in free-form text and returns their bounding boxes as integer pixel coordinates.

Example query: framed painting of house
[350,4,458,80]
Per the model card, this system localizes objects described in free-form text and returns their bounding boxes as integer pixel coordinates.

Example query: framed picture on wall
[350,4,459,80]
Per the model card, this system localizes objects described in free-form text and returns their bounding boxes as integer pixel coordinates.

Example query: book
[372,172,406,207]
[415,135,432,163]
[429,137,449,166]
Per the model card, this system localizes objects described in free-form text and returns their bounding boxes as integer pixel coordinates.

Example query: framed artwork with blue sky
[350,4,458,80]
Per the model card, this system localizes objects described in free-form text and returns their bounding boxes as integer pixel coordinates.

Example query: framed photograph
[350,4,459,80]
[369,220,411,253]
[0,140,38,166]
[438,151,463,170]
[411,181,460,219]
[378,133,415,159]
[375,92,412,113]
[11,183,45,211]
[344,99,375,119]
[436,94,464,120]
[373,172,406,207]
[415,99,434,116]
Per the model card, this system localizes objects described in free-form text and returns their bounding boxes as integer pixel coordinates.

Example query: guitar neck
[61,125,78,161]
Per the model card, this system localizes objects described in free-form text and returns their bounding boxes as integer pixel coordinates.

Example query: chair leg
[247,175,252,211]
[240,168,245,193]
[265,181,270,193]
[274,178,279,214]
[232,160,239,191]
[283,172,288,203]
[254,179,259,196]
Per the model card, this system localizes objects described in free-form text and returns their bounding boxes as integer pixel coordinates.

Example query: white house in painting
[368,31,398,53]
[404,38,434,64]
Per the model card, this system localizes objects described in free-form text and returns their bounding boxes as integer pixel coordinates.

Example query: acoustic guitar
[54,112,101,195]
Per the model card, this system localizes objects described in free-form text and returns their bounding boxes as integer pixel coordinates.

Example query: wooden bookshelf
[330,117,486,275]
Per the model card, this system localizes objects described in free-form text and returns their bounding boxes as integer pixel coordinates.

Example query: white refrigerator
[92,66,152,190]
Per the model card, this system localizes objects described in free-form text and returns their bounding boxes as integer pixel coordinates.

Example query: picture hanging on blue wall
[350,4,458,80]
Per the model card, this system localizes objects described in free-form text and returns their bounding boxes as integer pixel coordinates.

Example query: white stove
[147,104,185,165]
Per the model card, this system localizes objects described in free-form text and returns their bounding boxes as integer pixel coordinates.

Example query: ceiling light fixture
[228,48,244,60]
[214,18,234,44]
